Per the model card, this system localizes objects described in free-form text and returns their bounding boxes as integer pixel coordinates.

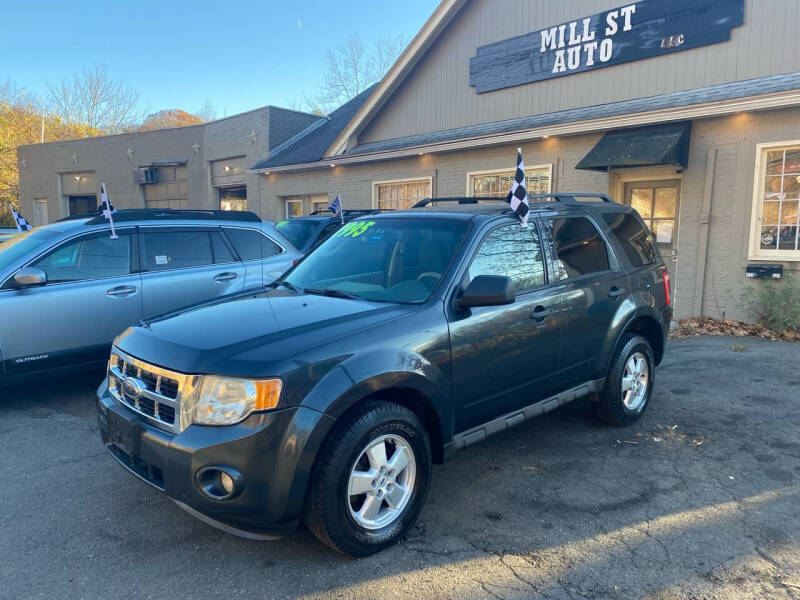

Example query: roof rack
[413,197,509,208]
[308,209,382,216]
[67,209,262,226]
[528,193,614,203]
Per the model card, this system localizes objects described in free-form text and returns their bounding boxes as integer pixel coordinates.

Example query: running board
[446,378,605,457]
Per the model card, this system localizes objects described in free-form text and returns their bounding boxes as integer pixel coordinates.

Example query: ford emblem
[122,377,145,400]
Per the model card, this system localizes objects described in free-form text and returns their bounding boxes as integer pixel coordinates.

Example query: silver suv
[0,209,300,383]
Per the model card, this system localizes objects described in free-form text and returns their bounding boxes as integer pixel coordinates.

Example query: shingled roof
[251,85,377,171]
[347,72,800,156]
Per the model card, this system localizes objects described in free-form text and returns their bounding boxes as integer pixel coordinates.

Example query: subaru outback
[97,194,672,556]
[0,209,299,384]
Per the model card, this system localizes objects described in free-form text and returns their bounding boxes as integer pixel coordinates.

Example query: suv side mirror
[459,275,515,308]
[14,267,47,287]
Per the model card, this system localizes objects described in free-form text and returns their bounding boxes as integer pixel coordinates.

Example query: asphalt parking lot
[2,335,799,600]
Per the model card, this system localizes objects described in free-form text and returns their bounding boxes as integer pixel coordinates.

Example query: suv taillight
[662,270,671,306]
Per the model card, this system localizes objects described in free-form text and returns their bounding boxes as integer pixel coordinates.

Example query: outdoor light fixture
[329,163,336,168]
[224,165,230,172]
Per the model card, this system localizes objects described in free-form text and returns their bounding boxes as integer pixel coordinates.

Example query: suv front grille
[108,348,195,434]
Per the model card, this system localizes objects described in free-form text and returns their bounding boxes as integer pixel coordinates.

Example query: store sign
[469,0,745,94]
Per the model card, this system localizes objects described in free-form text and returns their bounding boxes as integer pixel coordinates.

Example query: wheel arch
[325,383,447,465]
[622,314,665,366]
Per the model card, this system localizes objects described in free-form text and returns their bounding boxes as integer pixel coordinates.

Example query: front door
[68,195,97,216]
[1,229,142,375]
[624,180,680,298]
[449,221,562,433]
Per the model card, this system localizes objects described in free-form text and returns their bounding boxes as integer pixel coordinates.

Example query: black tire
[594,334,655,426]
[303,400,432,557]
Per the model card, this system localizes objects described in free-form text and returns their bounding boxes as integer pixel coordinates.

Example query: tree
[305,33,406,114]
[0,83,99,226]
[45,63,145,134]
[195,100,217,123]
[137,109,203,131]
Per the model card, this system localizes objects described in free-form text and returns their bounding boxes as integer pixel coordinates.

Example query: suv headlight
[191,376,282,425]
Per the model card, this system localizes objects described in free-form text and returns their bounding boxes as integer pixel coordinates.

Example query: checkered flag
[10,206,32,232]
[328,195,344,223]
[506,148,529,228]
[100,183,118,239]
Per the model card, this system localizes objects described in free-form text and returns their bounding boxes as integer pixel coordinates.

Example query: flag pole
[10,206,22,232]
[100,183,118,239]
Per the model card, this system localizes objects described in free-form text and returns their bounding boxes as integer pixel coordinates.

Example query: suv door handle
[213,272,238,282]
[608,286,627,298]
[530,305,553,321]
[107,285,137,297]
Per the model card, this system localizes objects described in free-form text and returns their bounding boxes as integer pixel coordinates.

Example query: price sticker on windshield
[334,221,375,239]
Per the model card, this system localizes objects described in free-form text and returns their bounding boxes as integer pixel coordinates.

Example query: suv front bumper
[96,378,334,538]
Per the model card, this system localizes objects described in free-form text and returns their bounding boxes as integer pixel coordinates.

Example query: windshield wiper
[303,288,362,300]
[269,280,303,294]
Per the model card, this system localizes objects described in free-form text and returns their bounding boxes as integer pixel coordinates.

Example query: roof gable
[250,85,377,171]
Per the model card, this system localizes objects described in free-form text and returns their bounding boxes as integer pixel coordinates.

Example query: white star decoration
[71,152,79,165]
[20,158,27,169]
[249,129,258,144]
[126,146,134,159]
[192,142,200,154]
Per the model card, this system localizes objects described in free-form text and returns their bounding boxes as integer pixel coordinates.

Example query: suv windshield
[284,218,469,303]
[275,219,322,251]
[0,229,60,272]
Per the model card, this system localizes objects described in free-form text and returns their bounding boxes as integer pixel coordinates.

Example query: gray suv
[0,228,17,242]
[0,209,300,384]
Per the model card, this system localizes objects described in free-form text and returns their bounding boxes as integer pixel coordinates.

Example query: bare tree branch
[45,63,145,134]
[310,33,406,114]
[195,100,217,123]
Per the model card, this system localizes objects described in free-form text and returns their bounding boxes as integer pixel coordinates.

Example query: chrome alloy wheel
[622,351,649,411]
[347,434,417,530]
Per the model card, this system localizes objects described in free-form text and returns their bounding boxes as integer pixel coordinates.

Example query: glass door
[624,179,681,295]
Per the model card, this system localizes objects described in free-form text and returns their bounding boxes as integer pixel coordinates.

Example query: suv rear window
[602,212,656,267]
[143,230,213,271]
[223,228,282,260]
[547,217,610,279]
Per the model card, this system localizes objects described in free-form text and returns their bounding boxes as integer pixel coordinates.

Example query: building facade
[19,0,800,322]
[17,105,319,223]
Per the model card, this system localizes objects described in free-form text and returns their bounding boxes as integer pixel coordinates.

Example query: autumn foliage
[0,68,211,227]
[137,109,204,131]
[0,95,101,226]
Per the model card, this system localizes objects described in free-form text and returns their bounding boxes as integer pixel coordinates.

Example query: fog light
[219,471,234,494]
[195,465,244,500]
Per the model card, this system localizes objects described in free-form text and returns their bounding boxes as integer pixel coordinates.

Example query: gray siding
[359,0,800,144]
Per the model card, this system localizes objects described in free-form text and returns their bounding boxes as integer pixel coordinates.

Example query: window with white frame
[751,143,800,258]
[285,198,302,218]
[311,197,329,213]
[374,178,432,210]
[283,194,328,217]
[468,165,552,198]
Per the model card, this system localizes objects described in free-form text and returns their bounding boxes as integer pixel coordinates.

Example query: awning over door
[575,121,692,172]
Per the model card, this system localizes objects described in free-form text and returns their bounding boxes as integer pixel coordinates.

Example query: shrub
[739,273,800,334]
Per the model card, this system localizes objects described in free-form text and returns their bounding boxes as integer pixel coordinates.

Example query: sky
[1,0,436,118]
